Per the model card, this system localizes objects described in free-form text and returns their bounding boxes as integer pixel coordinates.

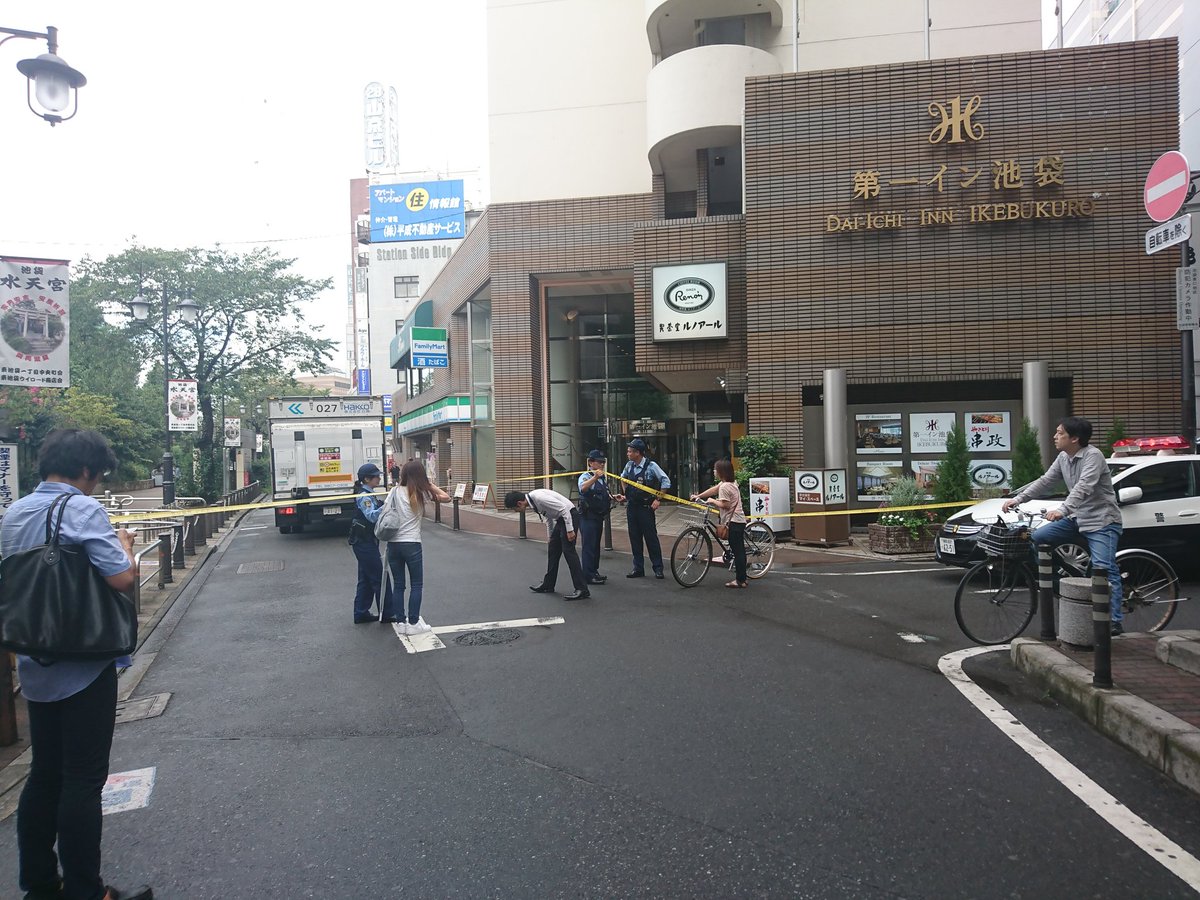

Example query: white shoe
[408,618,432,634]
[395,621,411,636]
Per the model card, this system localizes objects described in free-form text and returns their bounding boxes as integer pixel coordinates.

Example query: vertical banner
[0,443,19,523]
[0,257,71,388]
[168,379,199,431]
[223,417,242,448]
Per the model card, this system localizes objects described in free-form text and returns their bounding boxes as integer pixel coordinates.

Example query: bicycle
[670,506,776,587]
[954,511,1181,645]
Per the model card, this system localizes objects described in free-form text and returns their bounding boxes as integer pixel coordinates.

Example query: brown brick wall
[744,39,1182,463]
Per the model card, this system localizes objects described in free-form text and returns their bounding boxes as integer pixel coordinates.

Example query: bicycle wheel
[954,558,1036,645]
[1116,550,1178,632]
[671,527,712,587]
[744,521,775,579]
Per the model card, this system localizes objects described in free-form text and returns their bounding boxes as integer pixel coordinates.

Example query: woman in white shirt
[690,458,748,588]
[385,460,450,634]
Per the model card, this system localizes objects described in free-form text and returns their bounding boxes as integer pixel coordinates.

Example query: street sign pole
[1182,171,1198,449]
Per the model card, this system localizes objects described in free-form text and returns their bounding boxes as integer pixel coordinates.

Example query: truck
[268,396,388,534]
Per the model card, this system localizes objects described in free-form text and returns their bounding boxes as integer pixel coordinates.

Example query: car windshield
[1108,462,1137,476]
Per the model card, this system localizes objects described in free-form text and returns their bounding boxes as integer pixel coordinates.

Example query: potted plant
[868,476,938,553]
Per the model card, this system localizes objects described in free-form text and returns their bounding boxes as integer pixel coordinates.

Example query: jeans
[578,513,604,579]
[387,541,424,624]
[1031,518,1124,622]
[626,505,663,575]
[19,664,116,900]
[351,538,393,619]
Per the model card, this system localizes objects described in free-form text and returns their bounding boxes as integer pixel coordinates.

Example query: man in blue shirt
[614,438,671,579]
[0,429,153,900]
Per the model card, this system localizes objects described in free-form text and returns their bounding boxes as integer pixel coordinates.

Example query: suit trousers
[540,508,586,591]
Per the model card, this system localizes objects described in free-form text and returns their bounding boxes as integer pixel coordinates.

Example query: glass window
[394,276,419,299]
[1118,462,1193,504]
[578,340,607,380]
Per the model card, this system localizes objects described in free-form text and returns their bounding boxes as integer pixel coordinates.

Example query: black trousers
[541,508,585,591]
[626,504,663,574]
[19,664,117,900]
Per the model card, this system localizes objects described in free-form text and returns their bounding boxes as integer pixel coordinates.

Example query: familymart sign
[411,326,448,368]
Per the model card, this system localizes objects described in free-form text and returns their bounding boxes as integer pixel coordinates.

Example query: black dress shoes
[563,589,590,600]
[626,571,645,578]
[529,585,552,593]
[587,577,607,585]
[654,571,664,579]
[104,887,154,900]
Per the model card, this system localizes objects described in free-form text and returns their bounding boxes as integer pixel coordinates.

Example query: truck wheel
[279,525,293,534]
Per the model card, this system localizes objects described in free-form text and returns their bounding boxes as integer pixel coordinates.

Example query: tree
[1011,418,1043,490]
[1099,416,1129,458]
[934,423,972,508]
[733,434,785,510]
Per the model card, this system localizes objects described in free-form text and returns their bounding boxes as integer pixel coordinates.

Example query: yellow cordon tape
[108,492,363,524]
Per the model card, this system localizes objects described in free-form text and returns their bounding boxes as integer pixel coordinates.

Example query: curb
[1011,638,1200,797]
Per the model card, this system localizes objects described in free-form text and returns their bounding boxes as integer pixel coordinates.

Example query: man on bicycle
[1001,416,1124,634]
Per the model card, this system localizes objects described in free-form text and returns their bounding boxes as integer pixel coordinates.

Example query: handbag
[715,523,729,541]
[374,488,404,542]
[0,494,137,661]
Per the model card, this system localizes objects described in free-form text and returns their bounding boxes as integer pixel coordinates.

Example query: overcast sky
[1,1,489,371]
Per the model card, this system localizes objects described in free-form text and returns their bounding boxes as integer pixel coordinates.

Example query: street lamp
[131,287,199,505]
[1,25,86,125]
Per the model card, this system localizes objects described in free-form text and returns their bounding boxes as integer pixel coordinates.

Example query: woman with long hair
[385,459,450,634]
[690,458,748,588]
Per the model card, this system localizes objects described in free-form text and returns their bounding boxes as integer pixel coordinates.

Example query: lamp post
[0,24,86,125]
[131,286,199,506]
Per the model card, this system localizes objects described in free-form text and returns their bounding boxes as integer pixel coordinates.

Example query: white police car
[934,438,1200,569]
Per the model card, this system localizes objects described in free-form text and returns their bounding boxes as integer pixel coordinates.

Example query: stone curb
[1154,631,1200,678]
[1012,638,1200,797]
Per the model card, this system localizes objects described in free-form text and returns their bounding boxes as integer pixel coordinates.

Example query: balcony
[646,0,783,60]
[646,43,782,191]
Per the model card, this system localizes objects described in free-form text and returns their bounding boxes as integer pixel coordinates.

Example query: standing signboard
[0,257,71,388]
[792,468,849,545]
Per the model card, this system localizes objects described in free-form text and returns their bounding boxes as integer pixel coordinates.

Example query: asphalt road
[2,510,1198,898]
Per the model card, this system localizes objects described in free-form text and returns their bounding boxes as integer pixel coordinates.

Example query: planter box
[867,522,937,554]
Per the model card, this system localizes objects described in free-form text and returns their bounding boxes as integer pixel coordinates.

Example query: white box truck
[268,396,388,534]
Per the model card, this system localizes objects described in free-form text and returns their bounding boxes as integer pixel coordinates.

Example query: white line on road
[788,568,947,576]
[939,646,1200,892]
[898,632,926,643]
[392,617,566,653]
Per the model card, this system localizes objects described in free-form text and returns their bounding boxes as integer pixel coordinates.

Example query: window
[394,276,419,299]
[1118,462,1193,504]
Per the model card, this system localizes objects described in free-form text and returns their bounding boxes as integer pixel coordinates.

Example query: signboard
[965,411,1010,452]
[411,326,449,368]
[356,367,371,395]
[223,417,242,448]
[369,180,466,243]
[381,394,393,413]
[651,261,728,341]
[794,470,823,505]
[255,433,263,453]
[1178,265,1199,331]
[472,483,490,503]
[168,379,199,432]
[970,459,1012,491]
[1144,151,1191,222]
[855,413,903,454]
[908,412,955,454]
[0,257,70,388]
[268,398,384,418]
[454,483,467,500]
[823,469,847,504]
[1146,213,1191,255]
[363,82,398,173]
[856,461,903,501]
[0,442,19,523]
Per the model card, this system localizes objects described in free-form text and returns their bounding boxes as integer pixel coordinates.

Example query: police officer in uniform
[615,438,671,578]
[577,449,611,585]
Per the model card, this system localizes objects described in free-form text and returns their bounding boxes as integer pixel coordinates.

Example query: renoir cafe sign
[652,262,727,341]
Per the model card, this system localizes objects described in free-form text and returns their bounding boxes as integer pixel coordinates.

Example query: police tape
[107,492,362,524]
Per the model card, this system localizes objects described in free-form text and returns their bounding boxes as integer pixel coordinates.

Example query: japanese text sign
[0,257,71,388]
[369,180,466,243]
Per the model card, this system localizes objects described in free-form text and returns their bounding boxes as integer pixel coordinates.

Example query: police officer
[577,449,611,585]
[615,438,671,578]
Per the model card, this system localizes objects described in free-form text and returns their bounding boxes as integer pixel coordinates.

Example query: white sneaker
[408,618,432,634]
[395,621,411,636]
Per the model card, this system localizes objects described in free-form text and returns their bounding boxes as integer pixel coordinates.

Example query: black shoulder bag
[0,494,137,660]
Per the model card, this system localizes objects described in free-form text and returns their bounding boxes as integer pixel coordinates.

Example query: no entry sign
[1144,151,1191,222]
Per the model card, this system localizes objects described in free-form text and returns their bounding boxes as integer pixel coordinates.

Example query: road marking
[788,567,947,576]
[240,524,268,530]
[393,616,566,653]
[898,632,926,643]
[102,767,156,815]
[939,646,1200,892]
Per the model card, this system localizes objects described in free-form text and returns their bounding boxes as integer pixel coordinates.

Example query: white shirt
[526,488,576,537]
[385,487,425,543]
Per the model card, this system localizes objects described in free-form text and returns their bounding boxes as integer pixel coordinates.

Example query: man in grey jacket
[1002,416,1124,633]
[504,489,590,600]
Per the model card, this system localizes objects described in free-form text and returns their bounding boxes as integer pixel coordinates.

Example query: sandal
[724,581,747,589]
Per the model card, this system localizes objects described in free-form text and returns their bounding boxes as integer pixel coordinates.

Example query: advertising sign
[856,461,903,501]
[454,483,467,500]
[168,379,199,432]
[0,257,70,388]
[970,459,1013,491]
[0,442,19,523]
[908,412,955,454]
[411,326,449,368]
[356,367,371,395]
[223,417,241,448]
[363,82,398,173]
[369,180,466,243]
[651,261,728,341]
[472,483,490,503]
[794,470,824,505]
[965,411,1010,452]
[855,413,903,454]
[1178,264,1199,331]
[823,469,847,504]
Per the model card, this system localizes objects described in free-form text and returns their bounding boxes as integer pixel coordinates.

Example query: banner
[168,379,199,431]
[0,257,71,388]
[0,443,19,523]
[223,417,242,448]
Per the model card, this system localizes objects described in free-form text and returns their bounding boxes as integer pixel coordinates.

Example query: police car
[934,436,1200,570]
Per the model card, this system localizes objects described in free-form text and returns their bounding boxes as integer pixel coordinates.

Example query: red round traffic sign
[1144,151,1191,222]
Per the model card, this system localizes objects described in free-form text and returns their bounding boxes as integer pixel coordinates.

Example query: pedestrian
[613,438,671,579]
[576,450,611,585]
[0,429,153,900]
[385,460,450,635]
[348,462,396,624]
[1001,416,1125,634]
[504,489,590,599]
[691,458,748,588]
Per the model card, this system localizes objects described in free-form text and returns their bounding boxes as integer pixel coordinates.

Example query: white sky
[1,1,489,369]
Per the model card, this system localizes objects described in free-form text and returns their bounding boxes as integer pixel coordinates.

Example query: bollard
[519,508,527,539]
[196,511,209,546]
[0,654,17,746]
[184,515,196,555]
[173,523,185,569]
[453,497,460,531]
[1092,568,1113,688]
[603,509,613,552]
[435,499,441,524]
[1037,546,1055,641]
[157,532,173,587]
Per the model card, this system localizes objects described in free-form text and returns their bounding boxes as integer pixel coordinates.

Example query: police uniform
[620,440,670,578]
[577,450,611,584]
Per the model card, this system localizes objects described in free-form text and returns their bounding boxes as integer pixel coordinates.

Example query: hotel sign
[652,262,727,341]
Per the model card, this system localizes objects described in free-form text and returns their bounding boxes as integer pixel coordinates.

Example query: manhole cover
[237,560,284,574]
[454,628,522,647]
[115,692,171,724]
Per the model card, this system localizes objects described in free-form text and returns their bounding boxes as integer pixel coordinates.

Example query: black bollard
[1037,546,1056,641]
[184,515,197,555]
[1092,568,1113,688]
[157,532,173,587]
[603,509,613,551]
[173,523,185,569]
[452,496,460,531]
[519,508,527,539]
[435,499,441,524]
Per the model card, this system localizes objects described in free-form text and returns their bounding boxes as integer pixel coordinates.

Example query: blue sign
[355,368,371,395]
[369,180,466,243]
[381,394,392,413]
[413,355,449,368]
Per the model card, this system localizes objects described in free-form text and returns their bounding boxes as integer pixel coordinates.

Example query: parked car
[934,448,1200,570]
